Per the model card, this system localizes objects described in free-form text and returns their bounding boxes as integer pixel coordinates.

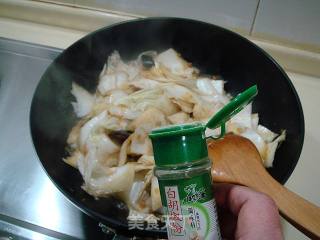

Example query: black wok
[30,18,304,238]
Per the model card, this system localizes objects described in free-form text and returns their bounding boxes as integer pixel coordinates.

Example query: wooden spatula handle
[208,135,320,239]
[243,169,320,240]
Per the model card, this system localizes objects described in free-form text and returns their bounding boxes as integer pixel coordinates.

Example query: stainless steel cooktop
[0,38,119,240]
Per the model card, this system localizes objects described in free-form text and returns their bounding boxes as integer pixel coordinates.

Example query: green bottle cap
[149,85,258,167]
[149,122,207,167]
[206,85,258,130]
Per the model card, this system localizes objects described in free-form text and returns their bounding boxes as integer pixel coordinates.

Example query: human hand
[215,183,283,240]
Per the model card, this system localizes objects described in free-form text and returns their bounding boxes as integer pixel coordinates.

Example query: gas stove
[0,38,120,240]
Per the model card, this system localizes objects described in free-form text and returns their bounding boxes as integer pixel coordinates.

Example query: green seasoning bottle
[150,123,221,239]
[149,85,258,240]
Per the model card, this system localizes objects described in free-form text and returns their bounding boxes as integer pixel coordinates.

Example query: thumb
[215,183,283,240]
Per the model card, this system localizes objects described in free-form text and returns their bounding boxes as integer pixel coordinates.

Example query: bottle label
[159,172,221,240]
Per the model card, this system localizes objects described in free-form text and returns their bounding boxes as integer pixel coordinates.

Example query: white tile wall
[32,0,320,51]
[53,0,75,4]
[74,0,259,34]
[252,0,320,51]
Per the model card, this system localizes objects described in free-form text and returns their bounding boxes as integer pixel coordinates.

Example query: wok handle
[244,170,320,240]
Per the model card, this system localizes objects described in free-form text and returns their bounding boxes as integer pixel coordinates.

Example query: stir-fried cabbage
[66,48,285,219]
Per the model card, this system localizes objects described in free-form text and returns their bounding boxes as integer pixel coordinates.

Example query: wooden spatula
[208,134,320,239]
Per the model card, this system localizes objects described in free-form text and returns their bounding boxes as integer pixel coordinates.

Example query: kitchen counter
[281,72,320,239]
[0,16,319,240]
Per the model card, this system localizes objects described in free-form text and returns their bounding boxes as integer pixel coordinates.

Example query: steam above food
[65,48,285,217]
